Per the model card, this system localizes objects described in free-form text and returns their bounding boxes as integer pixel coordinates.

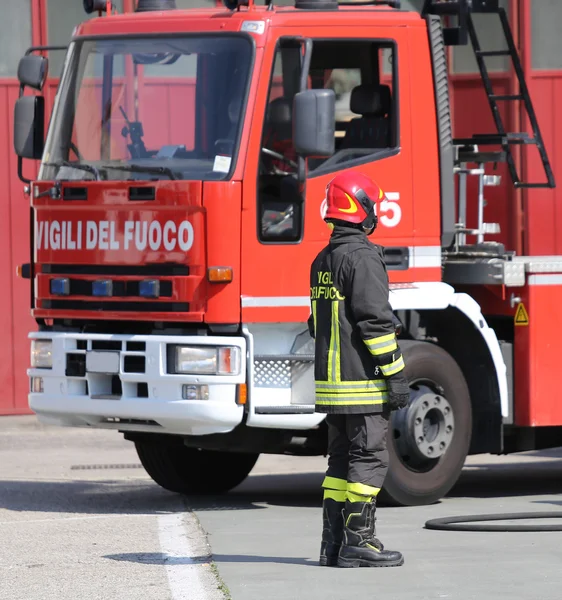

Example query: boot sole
[337,556,404,568]
[319,556,339,567]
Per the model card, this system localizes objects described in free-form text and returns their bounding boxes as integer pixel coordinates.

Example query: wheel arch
[390,283,507,455]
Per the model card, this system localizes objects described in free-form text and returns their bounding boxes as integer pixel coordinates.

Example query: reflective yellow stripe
[327,300,342,383]
[316,398,386,406]
[312,300,317,333]
[365,333,396,347]
[333,301,341,383]
[327,304,335,383]
[365,336,398,356]
[381,355,405,376]
[323,489,346,502]
[346,490,370,503]
[366,333,396,345]
[322,476,347,491]
[315,386,386,394]
[315,380,387,392]
[316,391,386,398]
[348,481,381,498]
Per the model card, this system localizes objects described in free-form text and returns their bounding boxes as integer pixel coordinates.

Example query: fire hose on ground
[424,512,562,532]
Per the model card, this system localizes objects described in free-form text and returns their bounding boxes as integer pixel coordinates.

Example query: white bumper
[28,332,246,436]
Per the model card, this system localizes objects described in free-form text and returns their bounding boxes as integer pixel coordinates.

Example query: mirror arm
[25,45,68,56]
[297,38,313,188]
[17,158,31,185]
[299,39,313,92]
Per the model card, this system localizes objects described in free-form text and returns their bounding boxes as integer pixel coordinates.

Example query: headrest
[267,97,292,126]
[228,97,242,123]
[266,96,293,140]
[350,84,391,117]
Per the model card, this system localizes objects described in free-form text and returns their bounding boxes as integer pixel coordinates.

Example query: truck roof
[75,4,425,41]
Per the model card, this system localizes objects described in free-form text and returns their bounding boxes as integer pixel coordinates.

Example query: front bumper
[28,332,246,436]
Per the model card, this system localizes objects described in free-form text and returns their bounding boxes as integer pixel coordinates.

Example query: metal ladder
[423,0,555,189]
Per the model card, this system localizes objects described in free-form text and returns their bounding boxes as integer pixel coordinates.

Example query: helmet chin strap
[362,211,378,234]
[354,188,378,234]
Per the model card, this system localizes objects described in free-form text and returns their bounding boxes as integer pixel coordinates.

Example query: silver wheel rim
[392,382,455,471]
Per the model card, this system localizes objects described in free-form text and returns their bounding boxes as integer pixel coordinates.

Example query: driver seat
[341,84,392,150]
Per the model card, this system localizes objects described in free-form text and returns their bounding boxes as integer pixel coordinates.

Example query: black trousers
[325,411,390,492]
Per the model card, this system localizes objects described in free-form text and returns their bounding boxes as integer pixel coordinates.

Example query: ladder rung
[476,50,511,57]
[490,94,524,101]
[506,132,532,140]
[505,134,536,145]
[515,182,555,189]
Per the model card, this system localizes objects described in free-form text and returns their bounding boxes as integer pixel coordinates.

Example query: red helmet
[324,170,386,230]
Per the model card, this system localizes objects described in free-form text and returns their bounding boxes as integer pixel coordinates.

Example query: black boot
[338,500,404,568]
[319,498,344,566]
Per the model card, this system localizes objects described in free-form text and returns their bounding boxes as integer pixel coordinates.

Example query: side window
[257,41,303,244]
[307,40,399,174]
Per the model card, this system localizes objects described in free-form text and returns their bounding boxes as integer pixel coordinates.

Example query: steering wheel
[261,147,298,175]
[262,204,295,235]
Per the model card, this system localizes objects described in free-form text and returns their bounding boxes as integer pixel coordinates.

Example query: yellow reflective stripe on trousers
[346,490,372,503]
[380,354,405,376]
[348,481,381,498]
[327,300,341,383]
[324,489,346,502]
[322,476,347,491]
[365,333,398,356]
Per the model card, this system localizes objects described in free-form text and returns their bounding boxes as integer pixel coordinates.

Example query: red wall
[0,81,37,414]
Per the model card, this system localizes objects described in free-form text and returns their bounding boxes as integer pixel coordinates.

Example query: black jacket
[308,226,405,414]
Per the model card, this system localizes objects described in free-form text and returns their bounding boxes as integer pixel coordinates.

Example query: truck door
[241,27,414,427]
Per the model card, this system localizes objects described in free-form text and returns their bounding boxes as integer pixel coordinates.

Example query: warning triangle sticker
[514,303,529,326]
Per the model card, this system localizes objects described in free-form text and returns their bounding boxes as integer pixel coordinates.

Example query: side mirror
[293,89,336,158]
[17,55,48,92]
[14,96,45,159]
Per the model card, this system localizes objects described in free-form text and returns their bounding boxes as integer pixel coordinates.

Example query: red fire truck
[12,0,560,506]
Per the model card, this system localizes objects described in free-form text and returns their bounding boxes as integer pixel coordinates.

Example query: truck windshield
[40,35,253,182]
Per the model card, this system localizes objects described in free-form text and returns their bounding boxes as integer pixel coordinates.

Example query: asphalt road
[2,416,562,600]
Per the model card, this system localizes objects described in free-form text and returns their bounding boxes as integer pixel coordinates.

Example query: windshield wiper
[42,161,102,181]
[99,164,177,181]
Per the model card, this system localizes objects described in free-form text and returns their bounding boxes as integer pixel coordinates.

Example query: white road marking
[158,512,219,600]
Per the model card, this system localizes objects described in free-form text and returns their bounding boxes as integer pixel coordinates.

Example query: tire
[380,340,472,507]
[135,440,259,495]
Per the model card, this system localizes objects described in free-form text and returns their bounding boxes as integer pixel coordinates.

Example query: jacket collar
[329,225,370,246]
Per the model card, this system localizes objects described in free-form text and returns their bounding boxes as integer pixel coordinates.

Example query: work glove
[386,372,410,411]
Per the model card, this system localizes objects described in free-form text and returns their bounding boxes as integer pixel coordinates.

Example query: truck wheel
[135,441,259,495]
[380,340,472,507]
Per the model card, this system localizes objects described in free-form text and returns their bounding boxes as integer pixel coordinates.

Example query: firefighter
[308,170,409,569]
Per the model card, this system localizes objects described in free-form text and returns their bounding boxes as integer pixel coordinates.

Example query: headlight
[173,346,241,375]
[31,340,53,369]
